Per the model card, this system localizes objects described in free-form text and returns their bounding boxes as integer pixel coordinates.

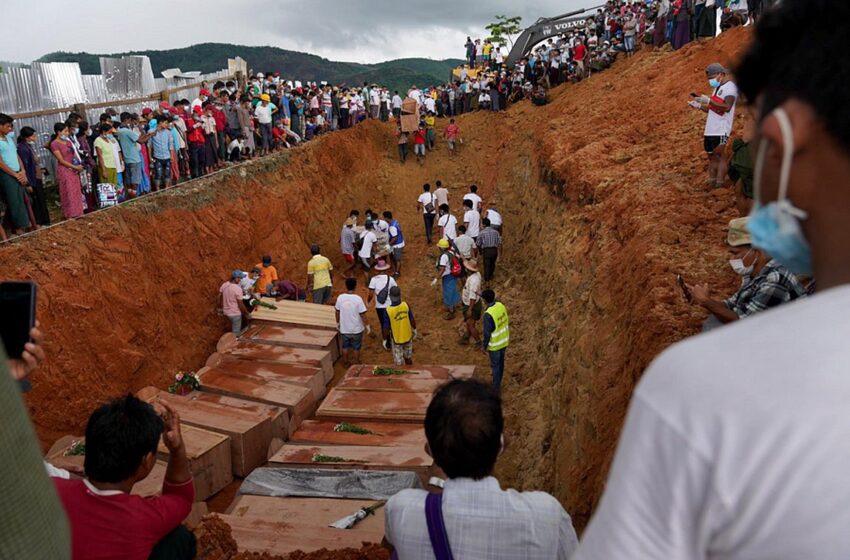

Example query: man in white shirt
[462,199,481,239]
[424,95,436,115]
[357,221,378,285]
[386,379,578,559]
[369,88,380,119]
[334,278,367,366]
[463,184,483,211]
[434,180,449,208]
[453,225,475,260]
[367,259,397,350]
[576,6,850,557]
[391,91,403,118]
[689,63,738,188]
[485,206,503,233]
[437,203,458,240]
[417,183,437,245]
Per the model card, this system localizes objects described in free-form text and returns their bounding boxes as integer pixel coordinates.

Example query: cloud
[0,0,590,64]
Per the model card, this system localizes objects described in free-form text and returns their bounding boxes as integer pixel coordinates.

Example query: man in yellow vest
[481,289,509,393]
[387,286,417,366]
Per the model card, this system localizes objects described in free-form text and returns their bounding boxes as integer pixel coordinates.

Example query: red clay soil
[195,515,388,560]
[1,26,752,556]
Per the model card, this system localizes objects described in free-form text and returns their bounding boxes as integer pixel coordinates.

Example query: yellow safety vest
[485,302,510,351]
[387,302,413,344]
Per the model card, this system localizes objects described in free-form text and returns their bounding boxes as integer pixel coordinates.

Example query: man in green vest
[481,289,509,393]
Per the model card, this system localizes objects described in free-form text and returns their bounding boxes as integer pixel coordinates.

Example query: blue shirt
[116,127,141,164]
[151,128,173,160]
[0,133,20,172]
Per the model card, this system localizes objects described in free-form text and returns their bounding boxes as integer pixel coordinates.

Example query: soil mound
[1,27,752,552]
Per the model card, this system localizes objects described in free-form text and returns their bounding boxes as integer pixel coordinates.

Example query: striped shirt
[476,226,502,249]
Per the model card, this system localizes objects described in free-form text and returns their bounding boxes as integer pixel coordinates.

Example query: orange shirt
[255,264,279,294]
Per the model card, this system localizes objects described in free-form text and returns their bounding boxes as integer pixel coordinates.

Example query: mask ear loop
[773,108,809,219]
[753,136,768,207]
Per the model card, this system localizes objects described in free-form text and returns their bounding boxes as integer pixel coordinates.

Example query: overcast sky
[1,0,591,65]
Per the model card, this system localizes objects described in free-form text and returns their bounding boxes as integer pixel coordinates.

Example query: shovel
[329,500,386,530]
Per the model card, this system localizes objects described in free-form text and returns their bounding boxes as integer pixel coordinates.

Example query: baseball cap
[728,217,752,247]
[389,286,401,305]
[199,88,210,96]
[232,269,246,279]
[705,63,727,77]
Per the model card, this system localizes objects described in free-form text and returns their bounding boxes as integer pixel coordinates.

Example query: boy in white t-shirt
[438,203,458,240]
[463,199,481,239]
[334,277,367,365]
[463,184,483,211]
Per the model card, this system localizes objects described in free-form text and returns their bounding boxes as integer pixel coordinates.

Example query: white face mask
[729,251,755,277]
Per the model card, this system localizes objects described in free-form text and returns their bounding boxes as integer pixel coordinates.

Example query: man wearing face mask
[574,2,850,558]
[689,63,738,188]
[686,217,806,330]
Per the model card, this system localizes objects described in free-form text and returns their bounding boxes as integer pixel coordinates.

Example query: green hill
[37,43,462,93]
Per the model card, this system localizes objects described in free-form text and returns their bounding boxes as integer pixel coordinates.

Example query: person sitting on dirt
[682,218,806,331]
[384,378,578,559]
[53,396,196,560]
[532,84,549,106]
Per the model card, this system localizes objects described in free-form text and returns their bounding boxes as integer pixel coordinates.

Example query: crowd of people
[7,1,850,559]
[0,77,401,240]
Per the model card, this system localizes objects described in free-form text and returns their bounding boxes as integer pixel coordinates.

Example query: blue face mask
[747,107,813,276]
[709,78,721,88]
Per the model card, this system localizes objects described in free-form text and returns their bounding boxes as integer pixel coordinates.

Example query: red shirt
[445,124,459,140]
[54,476,194,560]
[212,108,226,132]
[574,44,587,62]
[414,130,426,145]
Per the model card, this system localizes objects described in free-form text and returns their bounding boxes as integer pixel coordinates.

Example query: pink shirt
[446,124,460,140]
[220,281,243,317]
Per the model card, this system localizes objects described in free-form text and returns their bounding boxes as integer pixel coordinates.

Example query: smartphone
[0,281,37,359]
[676,274,692,303]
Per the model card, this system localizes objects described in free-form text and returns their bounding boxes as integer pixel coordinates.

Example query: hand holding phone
[1,281,39,391]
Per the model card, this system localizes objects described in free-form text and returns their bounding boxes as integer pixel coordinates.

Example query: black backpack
[376,275,391,304]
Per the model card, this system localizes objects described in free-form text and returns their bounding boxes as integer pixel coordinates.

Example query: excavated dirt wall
[3,123,393,444]
[2,28,751,551]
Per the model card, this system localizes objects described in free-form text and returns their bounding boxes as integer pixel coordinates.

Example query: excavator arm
[505,5,606,68]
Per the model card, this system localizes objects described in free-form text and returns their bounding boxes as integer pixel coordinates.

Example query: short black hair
[310,244,321,255]
[463,199,473,208]
[425,379,503,479]
[483,217,491,227]
[737,0,850,153]
[470,185,478,193]
[84,395,163,483]
[458,224,467,234]
[0,113,13,126]
[481,289,496,304]
[383,211,393,220]
[120,112,132,122]
[436,180,442,187]
[423,183,431,192]
[345,277,357,291]
[99,112,111,123]
[350,209,360,216]
[100,122,113,133]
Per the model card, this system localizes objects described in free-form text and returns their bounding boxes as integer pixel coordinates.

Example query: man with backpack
[387,286,417,366]
[367,259,397,350]
[434,239,462,320]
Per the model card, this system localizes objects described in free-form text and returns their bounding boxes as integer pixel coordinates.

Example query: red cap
[192,105,203,114]
[199,88,210,96]
[141,107,153,115]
